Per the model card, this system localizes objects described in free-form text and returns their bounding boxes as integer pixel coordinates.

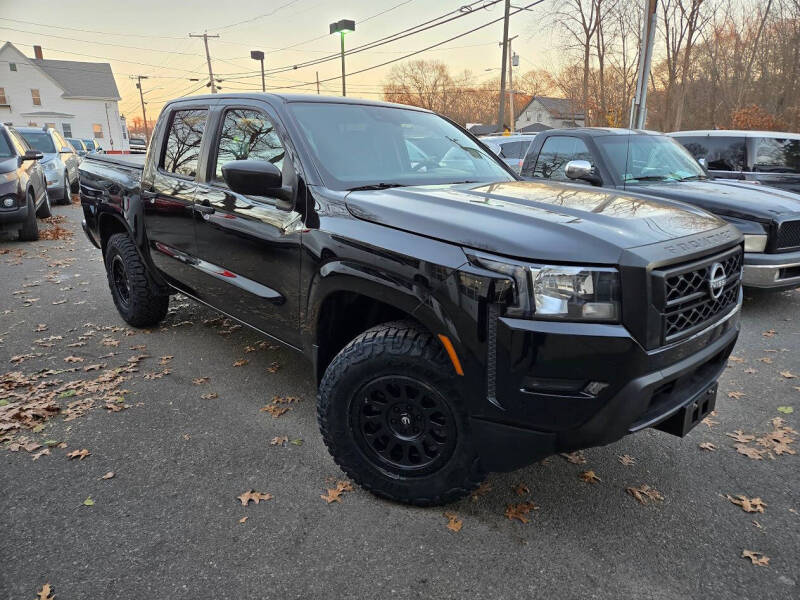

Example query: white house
[0,42,129,152]
[515,96,585,131]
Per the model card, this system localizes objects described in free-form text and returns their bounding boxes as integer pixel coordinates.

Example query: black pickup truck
[521,128,800,291]
[79,94,743,505]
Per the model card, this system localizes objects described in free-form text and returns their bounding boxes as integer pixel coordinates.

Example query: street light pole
[507,36,518,133]
[330,19,355,97]
[250,50,266,92]
[630,0,658,129]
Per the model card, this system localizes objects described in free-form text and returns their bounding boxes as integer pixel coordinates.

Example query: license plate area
[653,381,717,437]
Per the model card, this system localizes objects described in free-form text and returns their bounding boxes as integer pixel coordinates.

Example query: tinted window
[214,109,284,180]
[67,138,83,151]
[0,132,12,159]
[83,139,96,151]
[753,137,800,173]
[498,140,529,159]
[673,135,745,171]
[19,131,56,153]
[527,136,592,180]
[288,102,511,190]
[595,135,706,182]
[162,109,207,178]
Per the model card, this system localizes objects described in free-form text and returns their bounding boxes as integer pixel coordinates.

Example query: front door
[190,105,304,347]
[143,106,209,288]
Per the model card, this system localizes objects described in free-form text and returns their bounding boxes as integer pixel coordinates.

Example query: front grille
[652,247,742,344]
[776,220,800,250]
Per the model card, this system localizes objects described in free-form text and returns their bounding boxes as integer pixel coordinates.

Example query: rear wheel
[59,172,71,204]
[18,192,39,241]
[104,233,169,327]
[318,321,484,506]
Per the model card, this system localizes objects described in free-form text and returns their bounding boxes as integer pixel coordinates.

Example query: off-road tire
[18,192,39,241]
[36,190,52,218]
[104,233,169,327]
[318,320,485,506]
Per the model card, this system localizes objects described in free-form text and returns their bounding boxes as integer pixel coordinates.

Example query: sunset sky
[0,0,557,122]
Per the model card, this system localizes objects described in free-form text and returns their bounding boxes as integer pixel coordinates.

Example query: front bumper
[0,204,28,230]
[742,249,800,290]
[471,300,740,472]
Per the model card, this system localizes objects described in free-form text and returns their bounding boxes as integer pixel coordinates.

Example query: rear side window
[498,140,529,159]
[526,136,592,180]
[753,137,800,173]
[214,108,285,180]
[162,109,208,178]
[674,135,745,171]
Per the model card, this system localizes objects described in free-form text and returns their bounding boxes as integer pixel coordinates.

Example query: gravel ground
[1,201,798,600]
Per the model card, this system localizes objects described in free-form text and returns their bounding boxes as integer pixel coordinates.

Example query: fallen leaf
[159,355,174,365]
[270,435,288,446]
[728,355,745,363]
[261,404,289,418]
[83,496,94,506]
[762,329,776,338]
[504,501,539,524]
[560,451,586,464]
[759,357,774,364]
[129,344,147,350]
[470,481,492,501]
[777,406,794,414]
[726,430,755,443]
[618,454,636,466]
[727,391,746,400]
[513,482,529,496]
[444,511,463,532]
[237,490,273,506]
[321,480,353,503]
[699,442,717,451]
[32,448,50,461]
[192,377,210,385]
[83,363,106,372]
[626,484,663,505]
[101,471,115,480]
[67,448,90,460]
[726,494,766,513]
[233,359,249,367]
[200,393,218,400]
[579,470,601,484]
[36,583,54,600]
[744,368,757,374]
[35,324,48,332]
[239,516,248,524]
[741,549,769,567]
[735,444,765,460]
[780,371,797,379]
[701,415,719,428]
[143,368,170,379]
[266,362,280,373]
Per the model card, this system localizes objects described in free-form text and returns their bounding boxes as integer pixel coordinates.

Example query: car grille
[652,246,742,344]
[775,220,800,250]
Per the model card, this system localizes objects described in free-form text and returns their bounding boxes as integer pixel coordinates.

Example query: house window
[31,89,41,106]
[28,122,37,126]
[537,112,542,121]
[0,88,6,104]
[45,122,55,130]
[62,123,72,137]
[9,63,17,71]
[93,123,104,139]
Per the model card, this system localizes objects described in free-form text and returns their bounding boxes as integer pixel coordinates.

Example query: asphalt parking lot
[1,201,798,600]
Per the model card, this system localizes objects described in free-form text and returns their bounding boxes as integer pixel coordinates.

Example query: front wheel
[317,321,484,506]
[104,233,169,327]
[18,192,39,241]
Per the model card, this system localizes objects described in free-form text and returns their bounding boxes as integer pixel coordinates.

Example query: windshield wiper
[346,183,408,191]
[625,175,674,182]
[676,175,707,181]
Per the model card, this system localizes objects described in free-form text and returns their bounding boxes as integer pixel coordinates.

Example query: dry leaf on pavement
[727,391,746,400]
[560,451,587,464]
[201,393,218,400]
[726,494,766,513]
[726,430,755,443]
[32,448,50,461]
[64,355,84,363]
[579,470,601,484]
[626,484,663,505]
[67,448,90,460]
[321,480,353,503]
[513,482,529,496]
[618,454,636,466]
[780,371,797,379]
[237,490,273,506]
[762,329,776,337]
[504,501,539,524]
[741,550,770,566]
[233,359,249,367]
[470,481,492,501]
[698,442,717,451]
[444,511,463,532]
[239,516,248,524]
[735,444,765,460]
[270,435,288,446]
[192,377,209,385]
[101,471,115,480]
[159,355,174,365]
[37,583,54,600]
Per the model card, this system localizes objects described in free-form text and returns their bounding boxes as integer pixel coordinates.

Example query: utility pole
[507,36,518,133]
[131,75,149,141]
[629,0,658,129]
[497,0,511,134]
[316,71,321,95]
[190,32,220,93]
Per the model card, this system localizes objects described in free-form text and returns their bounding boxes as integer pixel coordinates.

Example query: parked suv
[79,94,742,505]
[17,126,80,204]
[82,139,103,154]
[0,124,50,240]
[128,137,148,154]
[67,138,89,157]
[521,128,800,290]
[668,130,800,194]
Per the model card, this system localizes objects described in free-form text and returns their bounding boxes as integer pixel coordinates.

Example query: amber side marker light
[437,334,464,376]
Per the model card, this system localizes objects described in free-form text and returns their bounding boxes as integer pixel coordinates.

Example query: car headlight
[743,234,767,253]
[467,252,621,322]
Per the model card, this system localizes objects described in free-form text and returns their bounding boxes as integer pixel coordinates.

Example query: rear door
[143,104,210,287]
[749,136,800,193]
[189,103,305,347]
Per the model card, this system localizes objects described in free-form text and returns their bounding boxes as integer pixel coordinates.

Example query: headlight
[467,252,621,322]
[743,234,767,253]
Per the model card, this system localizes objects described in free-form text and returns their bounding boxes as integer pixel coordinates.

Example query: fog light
[2,197,14,208]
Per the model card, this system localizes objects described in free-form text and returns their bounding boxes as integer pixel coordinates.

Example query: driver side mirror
[221,160,293,210]
[565,160,602,185]
[21,149,43,162]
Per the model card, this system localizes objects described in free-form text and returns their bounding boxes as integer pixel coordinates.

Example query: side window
[10,130,30,153]
[529,136,590,181]
[499,140,525,159]
[214,108,285,181]
[753,137,800,173]
[162,109,208,178]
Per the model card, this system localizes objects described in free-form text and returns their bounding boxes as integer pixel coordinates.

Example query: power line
[210,0,305,32]
[0,17,187,40]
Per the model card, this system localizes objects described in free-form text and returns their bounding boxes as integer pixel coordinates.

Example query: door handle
[193,203,215,215]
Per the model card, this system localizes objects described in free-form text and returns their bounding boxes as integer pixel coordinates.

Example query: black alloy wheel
[110,254,132,310]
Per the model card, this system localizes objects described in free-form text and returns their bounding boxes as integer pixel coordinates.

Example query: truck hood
[625,180,800,224]
[345,181,724,264]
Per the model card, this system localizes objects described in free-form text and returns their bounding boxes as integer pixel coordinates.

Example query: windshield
[288,102,513,190]
[595,135,706,183]
[83,139,96,150]
[19,131,56,154]
[130,138,146,145]
[67,138,83,150]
